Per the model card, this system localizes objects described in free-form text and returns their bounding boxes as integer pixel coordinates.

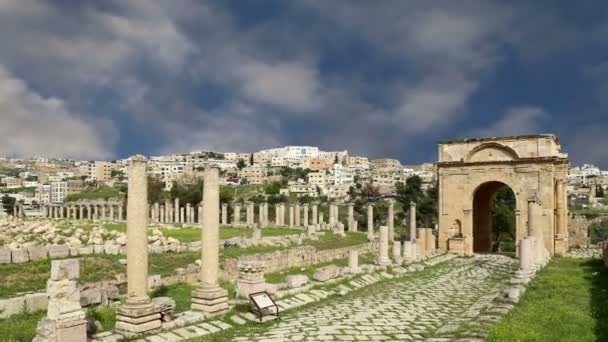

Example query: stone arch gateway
[437,134,569,256]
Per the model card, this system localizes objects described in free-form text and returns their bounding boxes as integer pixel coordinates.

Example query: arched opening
[472,181,516,253]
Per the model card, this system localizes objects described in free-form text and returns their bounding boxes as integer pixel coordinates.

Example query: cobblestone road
[233,255,518,342]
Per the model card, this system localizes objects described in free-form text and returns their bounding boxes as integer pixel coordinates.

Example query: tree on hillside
[237,159,246,170]
[1,195,15,215]
[147,176,165,204]
[492,186,516,252]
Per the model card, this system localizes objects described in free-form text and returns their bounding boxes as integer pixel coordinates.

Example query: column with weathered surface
[154,203,160,223]
[116,155,161,335]
[295,204,301,226]
[258,203,264,227]
[180,207,185,223]
[392,241,402,264]
[174,198,180,224]
[233,204,241,225]
[192,168,229,316]
[109,205,115,221]
[554,179,568,255]
[528,196,545,267]
[280,204,286,226]
[367,204,374,240]
[348,250,359,273]
[303,204,309,227]
[289,205,295,227]
[388,200,395,242]
[186,203,192,224]
[79,205,84,221]
[312,205,318,225]
[377,226,391,266]
[221,203,228,225]
[118,205,123,221]
[160,206,165,223]
[347,204,355,232]
[264,203,269,227]
[409,202,417,260]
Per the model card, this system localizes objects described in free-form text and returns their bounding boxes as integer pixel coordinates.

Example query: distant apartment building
[252,152,273,166]
[89,161,113,182]
[67,179,85,194]
[23,181,38,188]
[260,146,320,159]
[271,156,287,168]
[343,156,369,170]
[309,158,333,171]
[238,166,268,185]
[50,181,67,203]
[326,184,350,199]
[308,171,327,187]
[286,184,318,197]
[224,152,251,165]
[3,177,23,189]
[329,164,355,185]
[370,158,402,170]
[36,184,51,204]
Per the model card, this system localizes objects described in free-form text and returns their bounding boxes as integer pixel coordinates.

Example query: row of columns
[40,203,124,221]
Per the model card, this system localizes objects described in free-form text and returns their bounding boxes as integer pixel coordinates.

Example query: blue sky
[0,1,607,166]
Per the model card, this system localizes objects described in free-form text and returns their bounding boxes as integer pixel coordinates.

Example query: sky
[0,1,607,166]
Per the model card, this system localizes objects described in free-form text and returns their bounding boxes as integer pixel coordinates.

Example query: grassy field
[0,312,45,341]
[0,232,367,297]
[489,257,608,342]
[159,226,302,243]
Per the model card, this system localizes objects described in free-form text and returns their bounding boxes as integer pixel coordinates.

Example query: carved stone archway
[437,134,569,256]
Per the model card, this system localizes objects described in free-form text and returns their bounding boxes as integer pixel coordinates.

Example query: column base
[554,236,568,256]
[115,302,162,336]
[377,257,391,267]
[33,316,87,342]
[192,285,229,317]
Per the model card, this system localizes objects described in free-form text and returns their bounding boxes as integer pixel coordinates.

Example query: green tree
[596,185,605,198]
[491,186,516,252]
[264,181,282,195]
[590,219,608,244]
[1,195,15,215]
[147,176,166,204]
[237,159,246,170]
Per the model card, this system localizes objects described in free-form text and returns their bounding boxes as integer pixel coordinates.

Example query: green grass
[103,223,127,233]
[306,231,368,250]
[87,306,116,333]
[0,312,45,341]
[489,257,608,342]
[149,252,200,277]
[151,283,193,312]
[154,226,301,243]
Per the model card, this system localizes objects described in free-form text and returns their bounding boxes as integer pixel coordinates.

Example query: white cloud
[236,61,322,111]
[0,66,114,159]
[477,106,548,138]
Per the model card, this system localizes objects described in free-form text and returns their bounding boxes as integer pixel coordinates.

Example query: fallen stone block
[0,248,11,263]
[80,288,102,307]
[25,293,48,313]
[286,274,309,288]
[313,265,341,282]
[0,296,26,318]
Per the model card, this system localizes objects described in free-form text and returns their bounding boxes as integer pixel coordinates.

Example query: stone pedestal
[377,226,391,266]
[403,241,412,261]
[392,241,402,264]
[191,286,229,317]
[307,225,316,237]
[236,261,266,298]
[33,259,87,342]
[348,250,359,273]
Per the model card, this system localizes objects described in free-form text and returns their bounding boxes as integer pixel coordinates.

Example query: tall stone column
[118,205,123,221]
[160,206,165,223]
[348,250,359,273]
[392,241,403,264]
[378,226,391,266]
[154,203,160,223]
[335,205,340,228]
[289,205,295,227]
[328,204,334,227]
[409,202,417,259]
[348,204,355,232]
[86,205,91,220]
[186,203,192,224]
[192,168,229,316]
[312,205,318,225]
[60,206,65,219]
[174,198,180,224]
[303,205,309,227]
[519,237,534,272]
[79,205,84,221]
[180,207,185,223]
[319,211,324,225]
[234,204,241,225]
[116,155,161,335]
[528,197,545,266]
[101,204,107,221]
[555,179,568,254]
[258,204,264,227]
[221,204,228,225]
[280,204,286,226]
[295,204,301,226]
[110,205,115,221]
[246,203,252,226]
[164,200,170,223]
[197,203,203,224]
[367,204,374,240]
[388,200,395,242]
[190,206,195,224]
[275,205,280,226]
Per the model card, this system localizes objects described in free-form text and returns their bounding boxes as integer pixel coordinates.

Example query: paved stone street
[233,255,518,342]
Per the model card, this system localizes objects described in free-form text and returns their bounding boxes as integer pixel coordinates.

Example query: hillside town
[1,146,606,218]
[0,146,437,216]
